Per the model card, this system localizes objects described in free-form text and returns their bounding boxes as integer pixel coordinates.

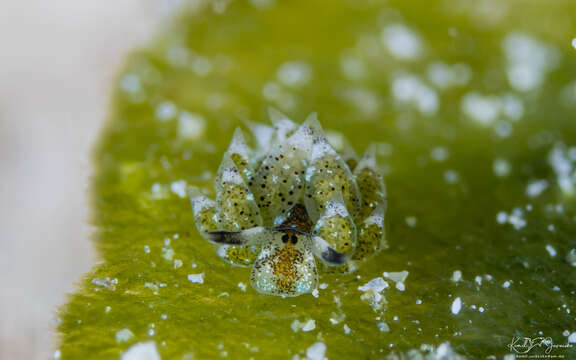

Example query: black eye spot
[282,234,289,243]
[291,235,298,244]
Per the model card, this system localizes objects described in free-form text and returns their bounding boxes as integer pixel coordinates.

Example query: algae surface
[57,0,576,359]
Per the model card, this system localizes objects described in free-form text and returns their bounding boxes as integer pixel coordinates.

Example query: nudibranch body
[191,109,387,297]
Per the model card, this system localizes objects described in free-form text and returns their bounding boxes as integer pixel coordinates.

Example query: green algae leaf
[57,0,576,359]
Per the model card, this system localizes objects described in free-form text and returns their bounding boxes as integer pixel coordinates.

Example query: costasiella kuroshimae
[190,109,387,297]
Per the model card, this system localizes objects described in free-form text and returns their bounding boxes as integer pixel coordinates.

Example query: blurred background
[0,1,180,358]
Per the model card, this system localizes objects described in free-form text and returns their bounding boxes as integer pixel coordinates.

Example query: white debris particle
[144,245,151,254]
[238,282,247,292]
[405,216,417,227]
[161,247,174,261]
[319,283,328,290]
[116,328,135,343]
[340,55,366,80]
[191,56,213,76]
[496,212,508,224]
[526,180,548,198]
[430,147,450,162]
[170,180,187,198]
[567,249,576,267]
[358,277,389,311]
[493,158,512,177]
[427,62,471,90]
[503,33,559,92]
[451,270,462,282]
[339,87,382,117]
[92,277,118,291]
[306,342,327,360]
[121,341,161,360]
[312,289,319,298]
[382,23,423,61]
[391,74,438,116]
[451,297,462,315]
[291,320,301,333]
[121,74,142,94]
[416,299,422,305]
[383,271,409,283]
[53,350,61,359]
[545,244,557,258]
[301,319,316,332]
[568,332,576,343]
[461,93,500,126]
[377,322,390,332]
[161,314,168,320]
[276,61,313,88]
[178,112,206,140]
[173,259,183,269]
[343,324,351,335]
[494,121,513,138]
[502,281,511,289]
[572,38,576,50]
[155,101,177,121]
[444,170,460,184]
[479,307,485,313]
[395,282,406,291]
[105,306,111,313]
[187,273,205,284]
[329,311,346,325]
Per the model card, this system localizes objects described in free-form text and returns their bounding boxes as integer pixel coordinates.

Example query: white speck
[526,180,548,198]
[121,74,142,94]
[170,180,188,198]
[391,74,438,116]
[161,314,168,320]
[566,249,576,266]
[319,283,328,290]
[451,270,462,282]
[161,247,174,261]
[572,38,576,50]
[405,216,417,227]
[377,322,390,332]
[105,306,111,313]
[568,332,576,344]
[339,87,382,117]
[416,299,422,305]
[343,324,351,335]
[502,281,511,289]
[277,61,313,88]
[312,289,319,298]
[301,319,316,332]
[430,147,450,162]
[178,112,206,140]
[116,328,135,343]
[340,55,366,80]
[461,93,499,126]
[191,56,213,77]
[358,277,389,311]
[493,158,512,177]
[479,307,485,313]
[444,170,459,184]
[382,24,423,61]
[306,342,326,360]
[494,121,513,138]
[155,101,177,121]
[91,277,117,291]
[383,271,409,283]
[121,341,161,360]
[173,259,183,269]
[503,33,559,92]
[144,245,151,254]
[53,350,61,359]
[238,282,247,292]
[545,244,557,258]
[451,297,462,315]
[395,282,405,291]
[427,62,471,90]
[187,273,205,284]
